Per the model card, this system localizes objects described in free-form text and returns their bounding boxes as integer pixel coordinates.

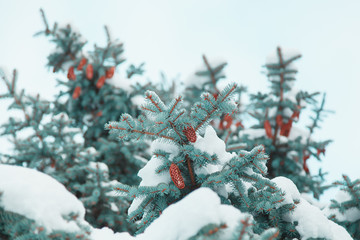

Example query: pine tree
[184,55,247,153]
[36,9,151,186]
[106,85,302,238]
[0,69,135,233]
[239,47,331,198]
[0,203,89,240]
[326,175,360,239]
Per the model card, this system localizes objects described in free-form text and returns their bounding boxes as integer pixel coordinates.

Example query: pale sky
[1,0,359,200]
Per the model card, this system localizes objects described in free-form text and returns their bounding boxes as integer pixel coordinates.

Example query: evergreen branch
[202,55,220,93]
[104,25,111,43]
[306,93,330,143]
[107,124,175,141]
[169,96,182,114]
[145,92,163,112]
[238,217,253,240]
[194,83,237,131]
[186,155,197,188]
[39,8,50,34]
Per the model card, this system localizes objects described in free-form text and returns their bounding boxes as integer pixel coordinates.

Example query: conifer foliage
[36,9,149,186]
[106,84,300,238]
[327,175,360,239]
[0,69,135,235]
[184,55,247,153]
[240,47,331,198]
[0,9,357,240]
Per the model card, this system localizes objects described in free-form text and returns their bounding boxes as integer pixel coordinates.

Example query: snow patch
[136,187,251,240]
[194,126,235,164]
[239,128,266,139]
[131,95,145,107]
[0,164,87,233]
[185,57,226,89]
[193,126,236,175]
[273,177,352,240]
[323,190,360,222]
[137,156,171,187]
[266,48,301,65]
[91,227,134,240]
[107,74,135,93]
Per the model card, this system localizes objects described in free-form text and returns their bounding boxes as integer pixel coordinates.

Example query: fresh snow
[131,94,145,107]
[94,188,251,240]
[265,48,301,65]
[137,139,179,187]
[184,57,226,89]
[1,150,352,239]
[88,161,109,173]
[136,187,251,240]
[272,177,352,240]
[193,126,237,175]
[91,227,134,240]
[0,164,88,233]
[239,124,309,145]
[323,189,360,222]
[128,140,179,214]
[106,74,134,93]
[239,128,266,139]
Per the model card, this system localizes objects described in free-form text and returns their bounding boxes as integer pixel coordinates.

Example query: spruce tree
[184,55,247,153]
[0,9,166,234]
[326,175,360,239]
[239,47,331,198]
[0,204,89,240]
[0,69,135,234]
[0,9,357,239]
[36,9,151,186]
[106,84,301,238]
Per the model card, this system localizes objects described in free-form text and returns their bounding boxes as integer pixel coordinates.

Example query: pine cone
[280,119,293,137]
[169,163,185,189]
[77,57,87,70]
[276,114,283,127]
[183,126,197,143]
[96,76,106,89]
[106,66,115,79]
[67,66,76,81]
[86,64,94,80]
[72,86,81,99]
[264,120,273,138]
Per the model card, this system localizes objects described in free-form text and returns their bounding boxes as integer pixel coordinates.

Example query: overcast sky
[1,0,359,200]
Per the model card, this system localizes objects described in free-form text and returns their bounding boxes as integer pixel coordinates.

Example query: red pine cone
[317,148,326,156]
[303,154,310,173]
[303,162,309,174]
[96,111,103,117]
[213,93,218,101]
[77,58,87,70]
[183,126,197,143]
[96,76,106,89]
[169,163,185,189]
[72,86,81,99]
[86,64,94,80]
[291,111,300,120]
[219,114,233,130]
[264,120,273,138]
[276,115,283,127]
[106,66,115,79]
[235,121,244,129]
[280,119,293,137]
[67,66,76,81]
[50,159,55,168]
